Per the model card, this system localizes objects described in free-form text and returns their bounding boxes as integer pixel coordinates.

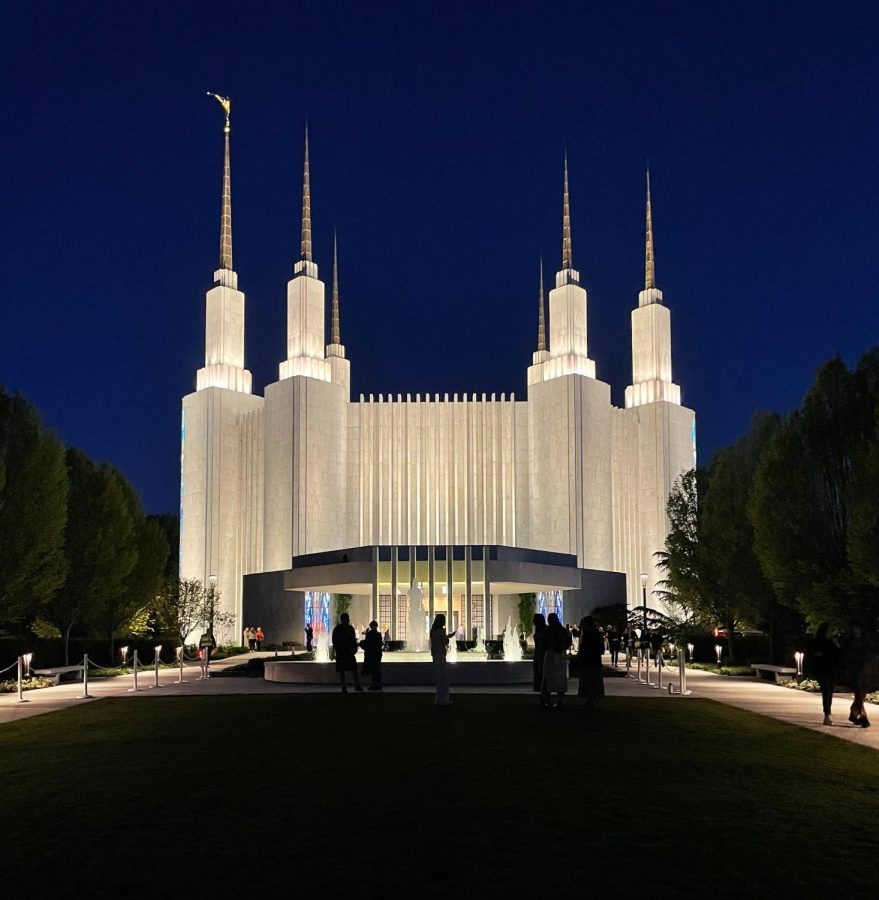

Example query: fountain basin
[264,658,532,686]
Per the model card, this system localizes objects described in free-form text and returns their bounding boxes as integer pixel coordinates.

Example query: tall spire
[207,92,233,271]
[331,231,341,345]
[300,124,313,262]
[537,254,546,352]
[562,151,572,270]
[645,168,656,290]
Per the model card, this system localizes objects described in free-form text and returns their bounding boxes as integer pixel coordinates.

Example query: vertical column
[446,545,453,627]
[428,547,435,624]
[465,546,472,640]
[371,546,379,623]
[391,547,398,640]
[484,544,492,639]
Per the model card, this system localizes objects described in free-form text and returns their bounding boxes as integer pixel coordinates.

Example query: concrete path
[2,651,877,751]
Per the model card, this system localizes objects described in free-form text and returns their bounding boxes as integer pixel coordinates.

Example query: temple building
[179,104,696,644]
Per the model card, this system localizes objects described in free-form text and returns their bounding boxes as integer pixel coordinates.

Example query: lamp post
[715,644,723,667]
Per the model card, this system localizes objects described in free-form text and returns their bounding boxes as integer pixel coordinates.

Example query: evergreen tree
[0,390,68,626]
[45,449,137,663]
[87,472,168,660]
[751,352,879,627]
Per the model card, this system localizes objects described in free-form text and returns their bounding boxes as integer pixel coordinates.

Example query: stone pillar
[465,546,472,640]
[391,548,398,640]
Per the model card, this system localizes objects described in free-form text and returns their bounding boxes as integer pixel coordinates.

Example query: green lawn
[2,694,878,895]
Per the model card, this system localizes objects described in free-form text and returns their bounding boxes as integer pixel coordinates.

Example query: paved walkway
[1,652,876,749]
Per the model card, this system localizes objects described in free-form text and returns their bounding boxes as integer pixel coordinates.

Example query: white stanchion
[636,649,642,681]
[81,653,92,699]
[128,650,142,692]
[645,650,652,686]
[679,652,689,695]
[17,656,27,703]
[153,645,163,689]
[176,646,185,683]
[657,651,664,689]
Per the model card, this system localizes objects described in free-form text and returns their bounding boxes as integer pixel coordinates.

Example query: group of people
[809,620,875,728]
[243,626,264,652]
[533,613,605,709]
[328,609,606,708]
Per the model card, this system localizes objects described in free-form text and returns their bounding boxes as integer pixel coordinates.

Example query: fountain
[503,616,520,661]
[314,630,330,662]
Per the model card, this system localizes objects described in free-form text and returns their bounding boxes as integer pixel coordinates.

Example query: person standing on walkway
[361,620,384,690]
[198,627,216,678]
[842,620,872,728]
[809,622,840,726]
[541,612,572,709]
[576,616,606,710]
[255,626,265,651]
[247,627,256,652]
[332,612,363,693]
[430,613,456,706]
[305,624,314,652]
[532,613,548,705]
[607,626,621,668]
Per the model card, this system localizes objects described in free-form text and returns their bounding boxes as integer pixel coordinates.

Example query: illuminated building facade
[179,106,695,642]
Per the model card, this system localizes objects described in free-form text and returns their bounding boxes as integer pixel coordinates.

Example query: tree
[517,593,536,636]
[849,425,879,590]
[659,468,746,661]
[44,449,136,663]
[751,352,879,627]
[156,578,210,649]
[150,513,179,579]
[335,594,352,619]
[86,472,169,660]
[0,390,68,626]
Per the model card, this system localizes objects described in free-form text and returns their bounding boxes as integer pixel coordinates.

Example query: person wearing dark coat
[842,620,872,728]
[576,616,606,709]
[607,626,622,668]
[809,622,840,725]
[331,612,363,693]
[532,613,548,704]
[360,620,384,691]
[305,624,314,653]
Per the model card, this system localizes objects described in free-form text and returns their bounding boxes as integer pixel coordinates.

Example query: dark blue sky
[3,1,878,514]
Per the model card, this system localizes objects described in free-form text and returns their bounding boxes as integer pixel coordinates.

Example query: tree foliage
[44,450,137,662]
[0,390,68,625]
[517,593,536,636]
[659,414,785,659]
[751,352,879,627]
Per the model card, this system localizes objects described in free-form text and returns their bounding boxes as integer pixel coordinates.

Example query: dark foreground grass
[2,694,878,896]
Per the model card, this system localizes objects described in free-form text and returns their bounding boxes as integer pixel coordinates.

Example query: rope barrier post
[625,646,631,676]
[81,653,92,699]
[129,650,141,693]
[679,652,688,695]
[17,655,28,703]
[176,645,185,684]
[645,649,652,686]
[636,649,641,681]
[657,651,663,689]
[153,645,162,689]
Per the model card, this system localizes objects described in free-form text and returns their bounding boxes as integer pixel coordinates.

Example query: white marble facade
[179,139,695,639]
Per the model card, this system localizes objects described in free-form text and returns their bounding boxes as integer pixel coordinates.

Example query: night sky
[3,1,878,514]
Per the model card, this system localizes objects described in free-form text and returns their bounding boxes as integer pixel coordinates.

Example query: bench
[33,664,85,685]
[751,663,796,683]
